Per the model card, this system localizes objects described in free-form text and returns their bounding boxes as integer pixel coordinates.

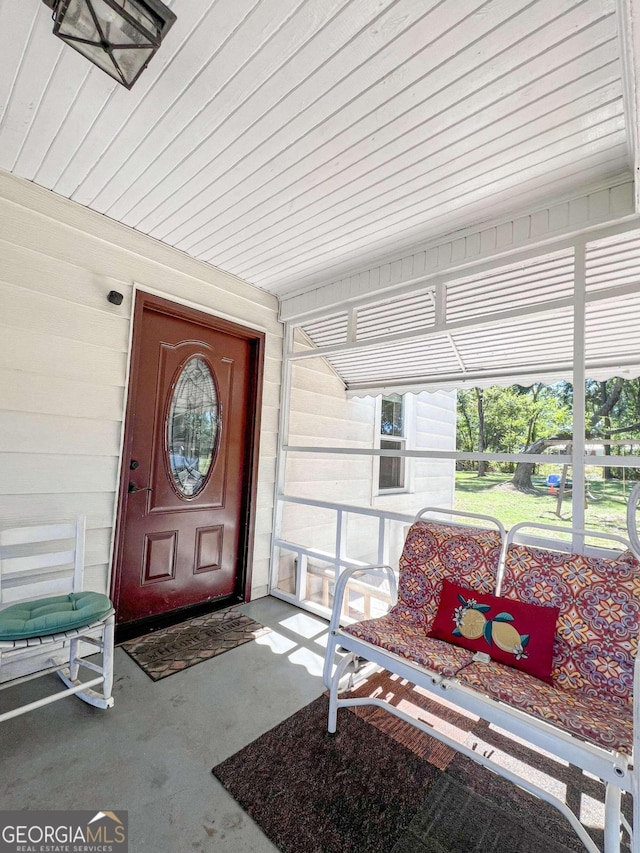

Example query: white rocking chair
[0,515,115,722]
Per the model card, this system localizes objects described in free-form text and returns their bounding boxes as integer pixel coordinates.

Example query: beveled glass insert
[168,357,219,497]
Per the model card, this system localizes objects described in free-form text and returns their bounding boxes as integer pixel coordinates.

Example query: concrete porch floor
[0,597,327,852]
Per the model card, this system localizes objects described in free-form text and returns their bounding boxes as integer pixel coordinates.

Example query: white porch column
[572,242,587,541]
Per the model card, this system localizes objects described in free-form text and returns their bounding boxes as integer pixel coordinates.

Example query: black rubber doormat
[121,607,269,680]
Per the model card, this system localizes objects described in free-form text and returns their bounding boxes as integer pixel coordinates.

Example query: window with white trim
[378,394,406,491]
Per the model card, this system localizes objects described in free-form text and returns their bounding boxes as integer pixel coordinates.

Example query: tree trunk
[476,388,486,477]
[458,393,474,452]
[511,437,555,491]
[591,377,623,428]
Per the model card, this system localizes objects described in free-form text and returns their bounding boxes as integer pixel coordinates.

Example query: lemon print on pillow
[492,620,523,652]
[452,593,530,660]
[452,593,490,639]
[489,612,530,659]
[458,607,487,639]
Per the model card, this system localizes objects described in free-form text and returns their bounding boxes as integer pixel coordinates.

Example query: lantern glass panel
[113,46,154,84]
[58,36,121,80]
[121,0,162,38]
[57,0,101,42]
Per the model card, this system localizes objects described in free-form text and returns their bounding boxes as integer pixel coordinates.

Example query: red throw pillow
[428,579,559,684]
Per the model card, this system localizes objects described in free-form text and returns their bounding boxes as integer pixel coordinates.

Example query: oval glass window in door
[167,356,219,497]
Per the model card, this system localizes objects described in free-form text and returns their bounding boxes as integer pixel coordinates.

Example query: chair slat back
[0,522,77,547]
[0,517,86,607]
[1,577,74,605]
[3,550,76,576]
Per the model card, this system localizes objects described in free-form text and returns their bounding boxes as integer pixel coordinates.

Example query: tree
[457,383,571,483]
[510,377,640,491]
[476,389,487,477]
[456,390,476,453]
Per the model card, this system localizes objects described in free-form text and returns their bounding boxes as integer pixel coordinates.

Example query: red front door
[113,293,263,625]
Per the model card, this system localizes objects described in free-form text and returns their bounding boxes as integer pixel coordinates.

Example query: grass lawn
[454,471,634,540]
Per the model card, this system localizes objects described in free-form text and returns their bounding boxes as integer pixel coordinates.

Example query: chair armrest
[328,564,398,638]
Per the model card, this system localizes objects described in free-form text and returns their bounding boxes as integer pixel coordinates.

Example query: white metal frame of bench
[324,507,639,853]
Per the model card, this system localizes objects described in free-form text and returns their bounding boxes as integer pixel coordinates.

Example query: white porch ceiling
[0,0,634,297]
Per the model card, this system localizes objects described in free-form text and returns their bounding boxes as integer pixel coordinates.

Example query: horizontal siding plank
[258,432,278,459]
[263,356,283,384]
[84,529,114,570]
[0,236,133,313]
[0,411,122,457]
[0,369,124,421]
[284,482,373,503]
[84,564,110,595]
[0,494,117,530]
[259,405,281,435]
[288,410,374,438]
[290,373,350,399]
[0,454,119,495]
[2,577,73,605]
[289,388,374,419]
[0,324,127,386]
[0,280,131,351]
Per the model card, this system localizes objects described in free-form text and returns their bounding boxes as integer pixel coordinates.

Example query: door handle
[128,481,152,494]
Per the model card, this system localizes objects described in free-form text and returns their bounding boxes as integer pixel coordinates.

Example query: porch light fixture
[41,0,176,89]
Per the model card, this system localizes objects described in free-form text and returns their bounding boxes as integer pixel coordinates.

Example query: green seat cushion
[0,592,113,640]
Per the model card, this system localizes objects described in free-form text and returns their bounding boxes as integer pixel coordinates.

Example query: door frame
[111,290,265,624]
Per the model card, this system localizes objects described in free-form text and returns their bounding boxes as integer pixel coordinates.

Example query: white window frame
[374,393,414,495]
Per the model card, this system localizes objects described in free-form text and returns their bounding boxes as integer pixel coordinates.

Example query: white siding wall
[0,171,282,626]
[281,332,456,568]
[284,343,375,557]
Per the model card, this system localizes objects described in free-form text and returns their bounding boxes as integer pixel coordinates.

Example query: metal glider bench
[324,507,640,853]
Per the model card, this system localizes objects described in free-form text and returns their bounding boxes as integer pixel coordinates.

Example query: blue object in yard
[170,453,198,471]
[546,474,561,487]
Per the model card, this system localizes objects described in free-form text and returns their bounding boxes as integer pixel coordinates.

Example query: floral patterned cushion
[501,544,640,704]
[342,614,475,677]
[388,520,503,631]
[455,659,633,753]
